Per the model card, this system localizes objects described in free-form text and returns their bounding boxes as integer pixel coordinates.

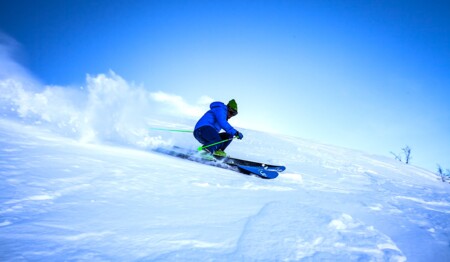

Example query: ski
[169,146,286,172]
[218,156,286,172]
[153,147,281,179]
[236,165,279,179]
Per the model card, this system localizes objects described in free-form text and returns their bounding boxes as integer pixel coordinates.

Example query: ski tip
[273,166,286,172]
[263,171,279,179]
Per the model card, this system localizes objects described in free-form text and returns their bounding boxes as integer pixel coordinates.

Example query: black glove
[235,131,244,140]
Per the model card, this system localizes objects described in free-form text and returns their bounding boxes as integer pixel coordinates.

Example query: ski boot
[213,149,227,157]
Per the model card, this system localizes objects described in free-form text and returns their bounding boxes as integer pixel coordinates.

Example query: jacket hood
[210,101,226,109]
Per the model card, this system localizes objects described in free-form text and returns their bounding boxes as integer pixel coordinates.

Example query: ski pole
[197,138,234,151]
[150,127,193,133]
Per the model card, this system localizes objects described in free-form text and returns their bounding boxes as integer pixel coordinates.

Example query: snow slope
[1,71,449,261]
[1,118,449,261]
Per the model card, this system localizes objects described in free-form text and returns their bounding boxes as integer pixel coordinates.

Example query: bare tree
[390,151,402,162]
[437,165,445,182]
[402,146,412,164]
[437,165,450,183]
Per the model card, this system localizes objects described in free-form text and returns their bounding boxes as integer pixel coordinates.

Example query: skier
[193,99,244,157]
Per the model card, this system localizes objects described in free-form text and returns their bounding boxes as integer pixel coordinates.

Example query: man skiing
[193,99,244,157]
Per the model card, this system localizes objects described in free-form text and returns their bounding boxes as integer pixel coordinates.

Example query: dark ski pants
[193,126,233,153]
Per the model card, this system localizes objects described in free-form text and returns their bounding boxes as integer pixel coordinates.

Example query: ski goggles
[228,108,238,117]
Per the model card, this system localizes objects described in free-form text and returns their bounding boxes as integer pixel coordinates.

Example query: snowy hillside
[1,117,449,261]
[1,71,449,261]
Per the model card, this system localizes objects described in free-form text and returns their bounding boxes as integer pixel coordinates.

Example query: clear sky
[1,0,449,172]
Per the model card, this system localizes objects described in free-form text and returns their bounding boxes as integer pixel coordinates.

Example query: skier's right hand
[235,131,244,140]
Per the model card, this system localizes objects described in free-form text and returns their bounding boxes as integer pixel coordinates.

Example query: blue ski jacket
[194,101,238,136]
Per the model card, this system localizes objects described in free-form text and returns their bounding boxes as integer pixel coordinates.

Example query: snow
[1,118,449,261]
[1,72,450,261]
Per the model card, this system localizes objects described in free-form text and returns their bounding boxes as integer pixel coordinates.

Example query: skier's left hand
[235,131,244,140]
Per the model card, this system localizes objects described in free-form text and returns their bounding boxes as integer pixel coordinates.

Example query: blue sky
[1,0,449,171]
